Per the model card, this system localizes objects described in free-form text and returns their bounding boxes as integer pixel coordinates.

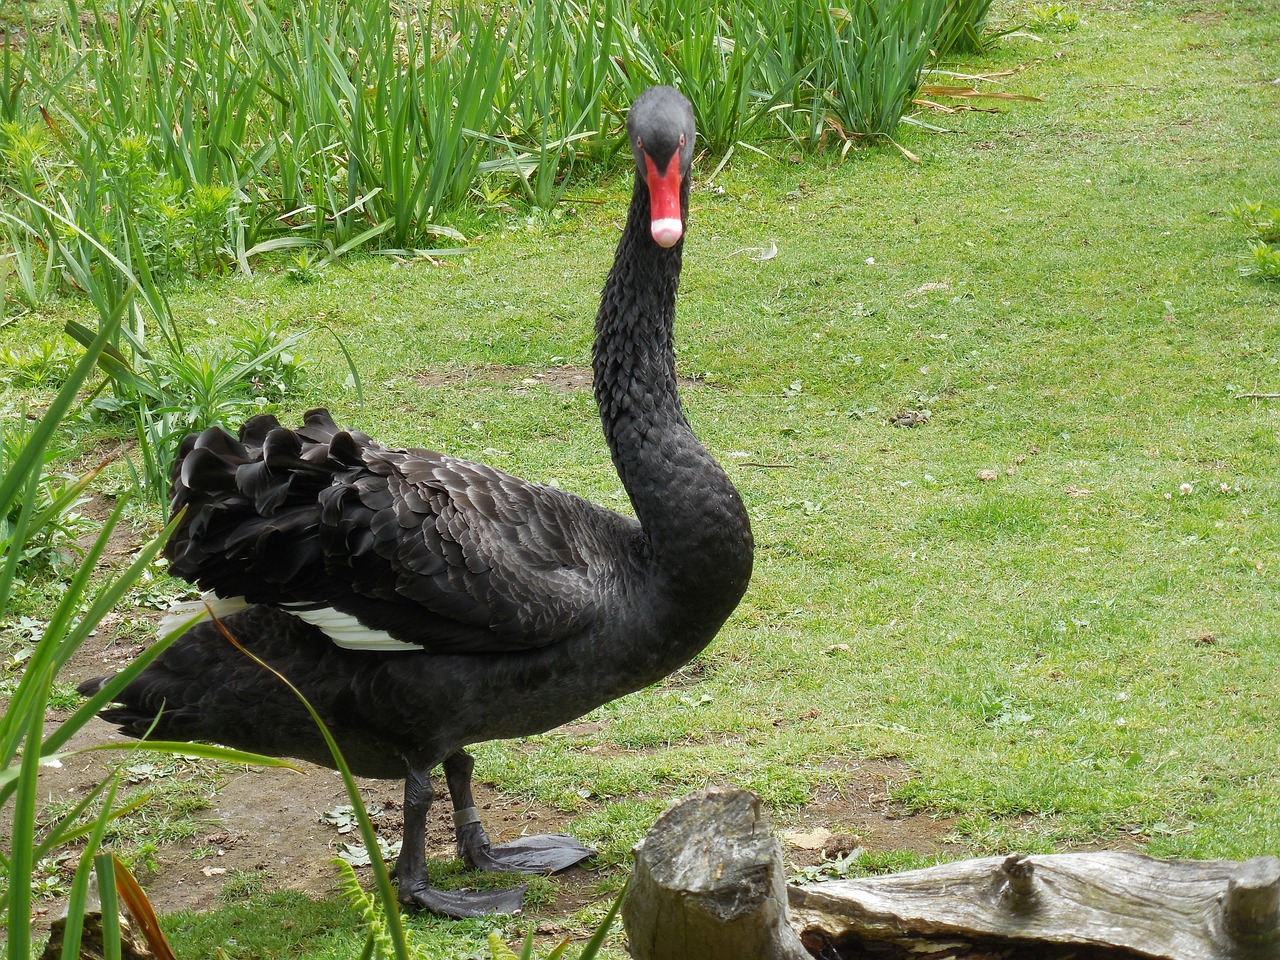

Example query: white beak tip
[650,218,683,248]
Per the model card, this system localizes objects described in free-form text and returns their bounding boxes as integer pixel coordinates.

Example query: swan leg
[443,750,594,875]
[393,765,527,917]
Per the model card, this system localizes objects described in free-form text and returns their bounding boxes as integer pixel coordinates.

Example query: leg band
[452,806,481,828]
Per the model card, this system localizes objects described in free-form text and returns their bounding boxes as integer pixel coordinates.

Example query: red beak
[644,151,684,248]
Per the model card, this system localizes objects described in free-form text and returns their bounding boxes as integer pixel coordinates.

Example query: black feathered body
[166,413,648,654]
[97,130,754,783]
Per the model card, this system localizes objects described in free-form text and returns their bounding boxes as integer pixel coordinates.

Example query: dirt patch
[777,758,968,875]
[25,695,605,932]
[1178,9,1226,26]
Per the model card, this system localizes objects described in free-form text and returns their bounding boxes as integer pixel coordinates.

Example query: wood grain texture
[790,851,1280,959]
[622,787,809,960]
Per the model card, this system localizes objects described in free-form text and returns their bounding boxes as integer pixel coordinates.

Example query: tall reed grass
[2,0,975,507]
[936,0,999,56]
[1,0,973,283]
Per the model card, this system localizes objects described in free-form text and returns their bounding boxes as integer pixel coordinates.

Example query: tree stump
[621,788,1280,960]
[622,786,810,960]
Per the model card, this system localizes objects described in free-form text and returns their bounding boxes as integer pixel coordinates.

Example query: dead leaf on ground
[889,409,930,427]
[977,469,999,482]
[783,827,834,851]
[937,67,1031,82]
[893,141,921,164]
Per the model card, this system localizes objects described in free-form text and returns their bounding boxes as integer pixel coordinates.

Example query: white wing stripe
[280,604,424,652]
[159,591,249,636]
[159,593,422,652]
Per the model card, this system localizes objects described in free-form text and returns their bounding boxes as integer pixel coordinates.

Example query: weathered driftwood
[792,850,1280,960]
[622,788,1280,960]
[622,786,810,960]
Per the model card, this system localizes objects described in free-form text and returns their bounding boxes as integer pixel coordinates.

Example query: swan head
[628,86,696,249]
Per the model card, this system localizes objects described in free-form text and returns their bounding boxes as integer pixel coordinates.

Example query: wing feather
[166,408,643,653]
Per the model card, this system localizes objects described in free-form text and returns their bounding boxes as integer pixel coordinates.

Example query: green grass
[4,0,1280,956]
[162,892,370,958]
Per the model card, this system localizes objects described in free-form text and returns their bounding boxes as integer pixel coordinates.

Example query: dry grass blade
[917,84,1043,101]
[112,855,179,960]
[912,98,1001,114]
[927,65,1031,81]
[890,140,922,164]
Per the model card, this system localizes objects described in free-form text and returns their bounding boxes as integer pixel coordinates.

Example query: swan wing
[166,409,643,653]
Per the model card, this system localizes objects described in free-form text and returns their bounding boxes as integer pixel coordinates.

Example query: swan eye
[635,137,643,150]
[678,134,686,147]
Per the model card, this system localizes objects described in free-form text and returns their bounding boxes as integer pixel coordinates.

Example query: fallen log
[792,850,1280,960]
[622,788,1280,960]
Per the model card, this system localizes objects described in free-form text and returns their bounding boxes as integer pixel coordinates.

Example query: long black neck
[592,173,753,627]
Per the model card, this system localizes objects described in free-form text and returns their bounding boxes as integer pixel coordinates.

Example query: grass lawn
[4,0,1279,955]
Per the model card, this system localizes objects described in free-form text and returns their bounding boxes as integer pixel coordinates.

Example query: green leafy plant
[629,0,770,155]
[1232,201,1280,282]
[0,210,300,960]
[80,320,309,504]
[3,0,972,300]
[935,0,997,56]
[1232,201,1280,245]
[810,0,947,142]
[0,119,64,308]
[335,859,407,960]
[1026,3,1080,33]
[0,338,80,388]
[1,216,61,311]
[481,0,619,209]
[1243,239,1280,282]
[0,417,95,577]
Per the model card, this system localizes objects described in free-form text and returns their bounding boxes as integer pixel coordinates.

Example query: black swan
[79,85,753,918]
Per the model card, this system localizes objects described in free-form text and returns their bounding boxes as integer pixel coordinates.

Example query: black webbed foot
[395,764,532,918]
[456,818,594,874]
[396,878,528,918]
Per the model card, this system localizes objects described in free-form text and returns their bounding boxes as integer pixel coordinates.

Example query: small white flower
[1180,483,1193,496]
[865,257,875,265]
[1219,482,1230,494]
